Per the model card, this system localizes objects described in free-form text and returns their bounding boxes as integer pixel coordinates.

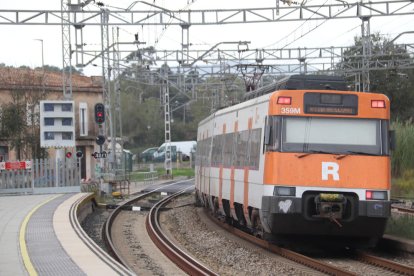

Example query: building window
[44,103,54,112]
[62,132,73,140]
[44,132,54,140]
[62,118,72,126]
[45,118,54,126]
[79,103,88,136]
[62,103,72,112]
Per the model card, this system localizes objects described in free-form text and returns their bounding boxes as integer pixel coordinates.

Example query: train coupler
[314,193,346,223]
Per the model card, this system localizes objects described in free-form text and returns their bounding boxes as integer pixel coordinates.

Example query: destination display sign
[306,106,356,115]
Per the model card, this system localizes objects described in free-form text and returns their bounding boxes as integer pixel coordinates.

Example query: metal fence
[0,158,80,194]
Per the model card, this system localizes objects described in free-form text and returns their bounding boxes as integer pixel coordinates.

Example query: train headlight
[274,186,296,196]
[366,190,387,200]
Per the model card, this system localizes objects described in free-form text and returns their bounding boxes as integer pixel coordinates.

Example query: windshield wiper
[335,151,378,160]
[295,150,332,158]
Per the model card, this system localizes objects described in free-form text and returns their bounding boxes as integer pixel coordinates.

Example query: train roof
[198,75,349,128]
[243,74,348,101]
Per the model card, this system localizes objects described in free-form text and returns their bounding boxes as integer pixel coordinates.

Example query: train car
[195,74,394,248]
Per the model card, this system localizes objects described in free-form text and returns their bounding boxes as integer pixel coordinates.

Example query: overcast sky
[0,0,413,76]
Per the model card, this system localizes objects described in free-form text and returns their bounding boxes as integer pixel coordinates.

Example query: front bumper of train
[260,195,391,239]
[261,195,391,218]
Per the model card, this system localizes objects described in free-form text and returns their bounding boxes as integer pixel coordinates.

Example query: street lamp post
[34,39,44,69]
[34,39,45,94]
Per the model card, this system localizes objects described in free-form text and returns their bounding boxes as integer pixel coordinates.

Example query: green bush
[391,121,414,197]
[392,120,414,177]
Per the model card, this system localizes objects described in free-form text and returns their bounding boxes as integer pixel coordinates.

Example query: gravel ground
[161,194,321,275]
[81,193,414,275]
[81,207,111,251]
[111,211,184,275]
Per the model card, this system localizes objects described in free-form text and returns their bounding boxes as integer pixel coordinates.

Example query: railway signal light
[65,151,72,158]
[96,135,106,146]
[94,103,105,124]
[76,151,83,159]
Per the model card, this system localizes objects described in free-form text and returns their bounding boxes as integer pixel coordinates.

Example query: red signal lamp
[65,152,72,158]
[277,96,292,105]
[371,100,385,108]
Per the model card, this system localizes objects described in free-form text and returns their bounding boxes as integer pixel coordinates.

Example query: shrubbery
[391,121,414,197]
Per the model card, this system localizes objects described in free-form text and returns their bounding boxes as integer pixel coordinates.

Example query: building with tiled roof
[0,67,103,179]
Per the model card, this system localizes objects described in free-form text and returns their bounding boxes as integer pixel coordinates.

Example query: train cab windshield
[265,116,389,155]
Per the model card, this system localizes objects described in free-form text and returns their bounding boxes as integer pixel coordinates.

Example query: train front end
[261,89,393,248]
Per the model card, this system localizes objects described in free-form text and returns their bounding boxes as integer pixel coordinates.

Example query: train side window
[236,130,249,167]
[249,128,262,169]
[266,116,281,152]
[212,134,223,166]
[223,133,234,167]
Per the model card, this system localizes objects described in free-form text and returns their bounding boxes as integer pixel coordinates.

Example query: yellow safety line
[19,195,62,276]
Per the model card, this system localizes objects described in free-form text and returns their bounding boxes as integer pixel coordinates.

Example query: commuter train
[195,75,394,248]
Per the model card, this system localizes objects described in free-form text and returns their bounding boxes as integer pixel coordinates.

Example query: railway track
[103,179,215,275]
[146,188,218,276]
[392,205,414,215]
[103,191,151,272]
[206,210,414,276]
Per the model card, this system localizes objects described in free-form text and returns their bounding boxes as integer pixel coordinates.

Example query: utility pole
[161,65,172,178]
[61,0,73,100]
[101,8,116,177]
[360,16,372,92]
[34,38,45,93]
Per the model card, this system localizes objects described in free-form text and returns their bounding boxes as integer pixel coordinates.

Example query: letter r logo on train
[321,162,340,181]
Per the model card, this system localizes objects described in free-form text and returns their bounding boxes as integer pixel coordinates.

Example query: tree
[337,33,414,120]
[0,68,48,160]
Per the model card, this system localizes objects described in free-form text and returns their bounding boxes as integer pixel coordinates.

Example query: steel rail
[146,188,218,276]
[103,191,153,273]
[356,251,414,275]
[206,211,355,276]
[206,209,414,275]
[392,205,414,215]
[70,193,135,276]
[103,178,194,273]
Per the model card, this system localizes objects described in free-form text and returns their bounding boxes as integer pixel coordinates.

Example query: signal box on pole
[94,103,105,124]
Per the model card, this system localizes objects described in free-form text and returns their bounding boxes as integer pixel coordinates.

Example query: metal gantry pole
[360,15,372,92]
[162,66,172,177]
[181,24,191,66]
[61,0,73,100]
[113,27,123,174]
[101,9,116,176]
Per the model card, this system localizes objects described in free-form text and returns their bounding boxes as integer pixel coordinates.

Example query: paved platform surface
[26,194,85,276]
[0,194,60,276]
[0,193,130,276]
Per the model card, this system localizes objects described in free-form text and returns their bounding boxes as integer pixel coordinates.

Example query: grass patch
[391,121,414,177]
[391,121,414,198]
[385,214,414,240]
[171,168,195,177]
[391,170,414,198]
[129,167,194,181]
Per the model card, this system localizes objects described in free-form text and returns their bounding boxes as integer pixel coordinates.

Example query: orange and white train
[195,75,394,248]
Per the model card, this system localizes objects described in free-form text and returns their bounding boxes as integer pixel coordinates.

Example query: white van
[153,141,196,161]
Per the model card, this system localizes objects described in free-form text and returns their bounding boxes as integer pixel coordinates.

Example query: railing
[0,158,80,194]
[143,171,158,185]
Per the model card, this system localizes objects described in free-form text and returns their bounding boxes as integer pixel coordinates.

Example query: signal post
[93,103,106,189]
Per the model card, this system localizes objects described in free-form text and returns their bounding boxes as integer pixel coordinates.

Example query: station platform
[0,193,133,276]
[0,177,191,276]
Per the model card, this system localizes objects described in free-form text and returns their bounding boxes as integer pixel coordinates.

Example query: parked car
[153,141,196,161]
[153,146,177,162]
[139,147,158,162]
